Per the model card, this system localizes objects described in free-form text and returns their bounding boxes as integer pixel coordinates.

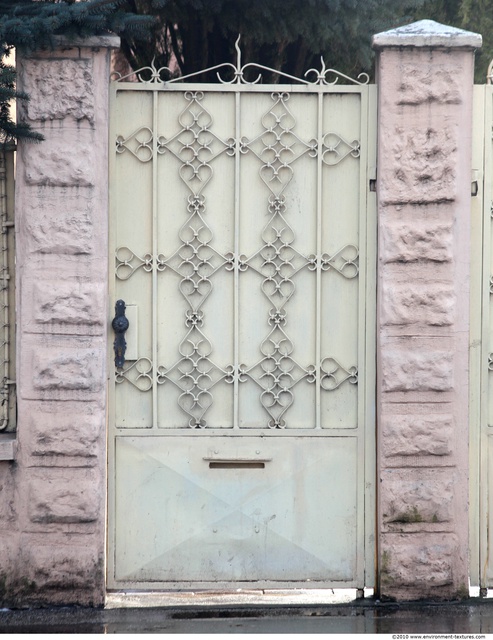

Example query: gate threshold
[106,589,374,608]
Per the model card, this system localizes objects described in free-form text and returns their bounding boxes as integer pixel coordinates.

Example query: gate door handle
[112,299,129,368]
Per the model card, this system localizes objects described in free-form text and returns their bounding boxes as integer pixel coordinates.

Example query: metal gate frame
[471,83,493,590]
[107,54,377,591]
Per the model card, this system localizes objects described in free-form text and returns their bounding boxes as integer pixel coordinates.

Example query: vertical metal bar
[152,89,159,429]
[363,84,378,589]
[469,84,486,589]
[0,150,9,431]
[233,90,241,429]
[357,87,370,588]
[358,90,367,445]
[315,91,323,429]
[481,85,493,587]
[107,82,118,587]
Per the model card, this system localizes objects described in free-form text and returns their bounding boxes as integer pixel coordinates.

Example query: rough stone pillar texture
[373,21,481,600]
[0,36,118,607]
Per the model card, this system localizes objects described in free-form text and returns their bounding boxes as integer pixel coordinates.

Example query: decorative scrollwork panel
[113,87,365,431]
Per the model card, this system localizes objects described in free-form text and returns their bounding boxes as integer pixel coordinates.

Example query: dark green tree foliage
[0,0,152,51]
[118,0,426,83]
[0,47,41,142]
[0,0,154,142]
[3,0,491,143]
[412,0,490,81]
[413,0,462,23]
[459,0,493,82]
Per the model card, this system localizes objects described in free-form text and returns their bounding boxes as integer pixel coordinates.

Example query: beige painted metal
[472,84,493,589]
[474,83,493,589]
[108,73,376,590]
[470,85,484,590]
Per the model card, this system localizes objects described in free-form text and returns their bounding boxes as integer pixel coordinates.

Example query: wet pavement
[2,599,493,634]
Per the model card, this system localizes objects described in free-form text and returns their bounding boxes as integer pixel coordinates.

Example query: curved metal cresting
[111,36,370,87]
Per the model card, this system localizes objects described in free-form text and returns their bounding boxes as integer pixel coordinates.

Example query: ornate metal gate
[107,51,377,590]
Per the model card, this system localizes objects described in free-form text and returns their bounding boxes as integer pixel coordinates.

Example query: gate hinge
[369,166,377,192]
[472,169,480,197]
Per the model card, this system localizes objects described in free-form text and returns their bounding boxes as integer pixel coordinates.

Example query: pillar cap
[372,19,482,50]
[52,34,121,49]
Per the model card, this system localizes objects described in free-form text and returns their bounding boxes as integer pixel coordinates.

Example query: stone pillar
[373,21,481,600]
[1,35,118,606]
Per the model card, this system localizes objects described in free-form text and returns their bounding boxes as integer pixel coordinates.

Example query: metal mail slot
[209,461,266,469]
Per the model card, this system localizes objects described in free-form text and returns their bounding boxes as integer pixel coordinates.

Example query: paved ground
[2,599,493,634]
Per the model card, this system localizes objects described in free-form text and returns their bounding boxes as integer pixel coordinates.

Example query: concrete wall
[0,20,483,605]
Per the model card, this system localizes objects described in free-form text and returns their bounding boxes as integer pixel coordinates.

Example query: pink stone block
[23,544,102,590]
[380,218,453,263]
[381,414,453,457]
[21,193,95,256]
[26,280,106,335]
[381,349,454,392]
[379,125,458,205]
[20,131,95,187]
[21,59,95,123]
[33,349,103,391]
[28,410,101,459]
[381,282,455,326]
[396,64,463,106]
[20,340,106,401]
[381,533,459,594]
[28,469,100,523]
[381,468,454,524]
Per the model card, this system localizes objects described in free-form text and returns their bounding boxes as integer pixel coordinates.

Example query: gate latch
[112,299,129,368]
[472,169,480,197]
